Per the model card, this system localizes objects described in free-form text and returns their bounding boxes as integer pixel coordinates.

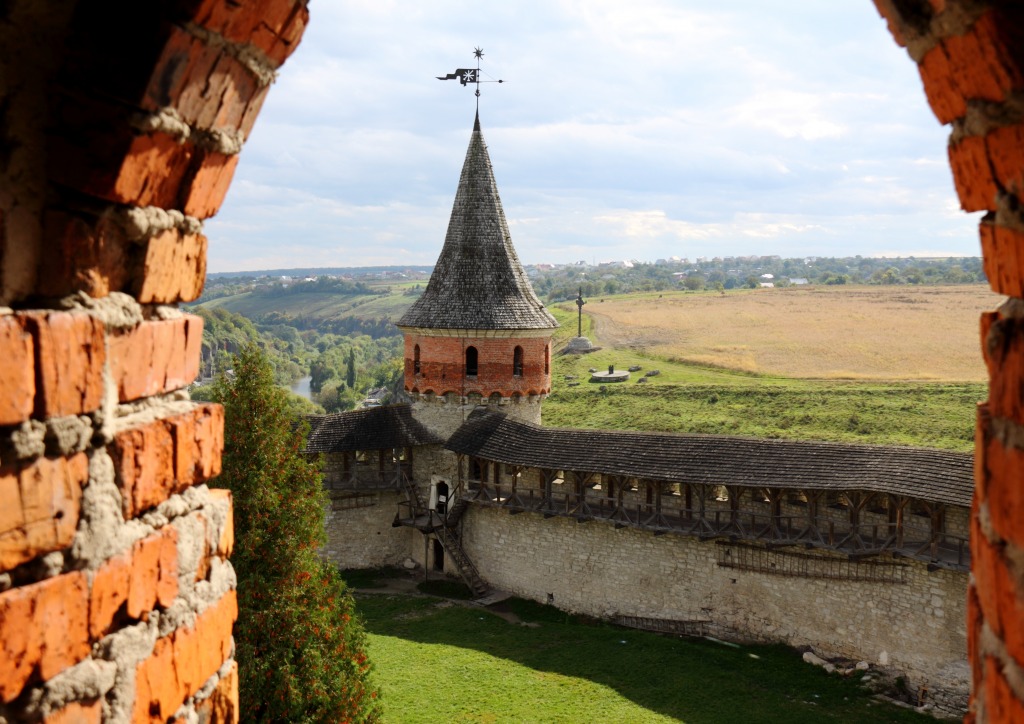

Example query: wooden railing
[464,480,970,570]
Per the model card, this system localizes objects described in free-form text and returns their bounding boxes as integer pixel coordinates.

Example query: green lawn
[354,592,935,723]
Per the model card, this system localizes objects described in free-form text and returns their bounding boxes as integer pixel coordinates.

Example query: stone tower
[397,113,558,439]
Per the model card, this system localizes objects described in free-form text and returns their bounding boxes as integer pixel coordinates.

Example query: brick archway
[1,1,1023,721]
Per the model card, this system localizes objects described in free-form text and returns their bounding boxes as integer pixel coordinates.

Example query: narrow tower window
[513,346,524,377]
[545,344,550,375]
[466,346,478,376]
[414,344,421,375]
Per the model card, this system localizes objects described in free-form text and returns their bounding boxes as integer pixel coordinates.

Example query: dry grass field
[583,285,1000,381]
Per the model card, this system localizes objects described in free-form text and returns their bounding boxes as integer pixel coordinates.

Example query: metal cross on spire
[436,47,504,113]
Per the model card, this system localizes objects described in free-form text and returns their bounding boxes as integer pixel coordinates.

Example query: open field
[566,285,1000,381]
[352,583,934,723]
[545,287,990,452]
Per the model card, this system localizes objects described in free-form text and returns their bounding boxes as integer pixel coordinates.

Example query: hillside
[198,286,417,322]
[193,281,989,452]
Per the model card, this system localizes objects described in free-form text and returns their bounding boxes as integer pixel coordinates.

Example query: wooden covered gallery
[444,410,974,571]
[305,405,442,492]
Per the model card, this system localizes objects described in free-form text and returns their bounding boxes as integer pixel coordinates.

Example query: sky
[204,0,983,272]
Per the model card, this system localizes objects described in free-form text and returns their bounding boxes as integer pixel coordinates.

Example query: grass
[543,382,982,452]
[340,566,408,589]
[355,593,936,723]
[416,579,475,599]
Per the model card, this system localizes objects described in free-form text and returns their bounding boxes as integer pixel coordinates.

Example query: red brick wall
[874,1,1024,721]
[404,333,552,398]
[0,1,307,720]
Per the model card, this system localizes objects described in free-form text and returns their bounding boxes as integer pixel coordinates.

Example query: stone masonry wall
[0,2,307,721]
[873,2,1024,719]
[322,491,412,569]
[461,506,969,707]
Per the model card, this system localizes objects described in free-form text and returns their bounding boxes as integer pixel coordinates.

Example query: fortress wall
[322,492,412,569]
[461,506,968,705]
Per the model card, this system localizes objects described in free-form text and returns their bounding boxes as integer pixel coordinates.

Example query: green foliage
[545,383,980,453]
[346,348,356,389]
[210,347,379,723]
[309,358,334,395]
[356,594,931,723]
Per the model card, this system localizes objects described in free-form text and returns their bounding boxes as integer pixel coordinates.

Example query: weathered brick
[142,24,268,137]
[112,417,176,519]
[113,132,197,210]
[981,655,1024,722]
[37,208,132,299]
[979,218,1024,297]
[90,525,181,639]
[133,589,237,723]
[979,432,1024,554]
[137,229,207,304]
[89,548,130,640]
[949,134,999,212]
[0,316,34,425]
[194,659,238,724]
[967,582,983,701]
[109,316,204,402]
[918,12,1024,125]
[190,0,308,65]
[0,572,90,703]
[985,124,1024,207]
[919,44,966,125]
[43,699,102,724]
[0,453,89,574]
[111,404,224,517]
[181,149,241,220]
[19,312,105,419]
[47,91,193,209]
[981,310,1024,427]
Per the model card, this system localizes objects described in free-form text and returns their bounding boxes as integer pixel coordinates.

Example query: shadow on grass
[355,593,940,724]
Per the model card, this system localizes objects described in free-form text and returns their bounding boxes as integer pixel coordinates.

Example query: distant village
[200,253,985,305]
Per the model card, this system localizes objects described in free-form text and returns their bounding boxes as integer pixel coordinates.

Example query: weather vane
[437,47,504,113]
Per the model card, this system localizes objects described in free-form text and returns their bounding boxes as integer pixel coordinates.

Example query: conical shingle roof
[397,114,558,331]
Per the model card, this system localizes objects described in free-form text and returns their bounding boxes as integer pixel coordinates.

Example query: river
[289,375,312,400]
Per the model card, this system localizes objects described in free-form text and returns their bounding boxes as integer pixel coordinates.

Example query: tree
[309,357,335,395]
[683,274,705,291]
[345,348,356,389]
[211,346,379,723]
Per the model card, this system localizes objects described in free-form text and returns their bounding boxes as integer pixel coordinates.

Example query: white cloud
[203,0,976,272]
